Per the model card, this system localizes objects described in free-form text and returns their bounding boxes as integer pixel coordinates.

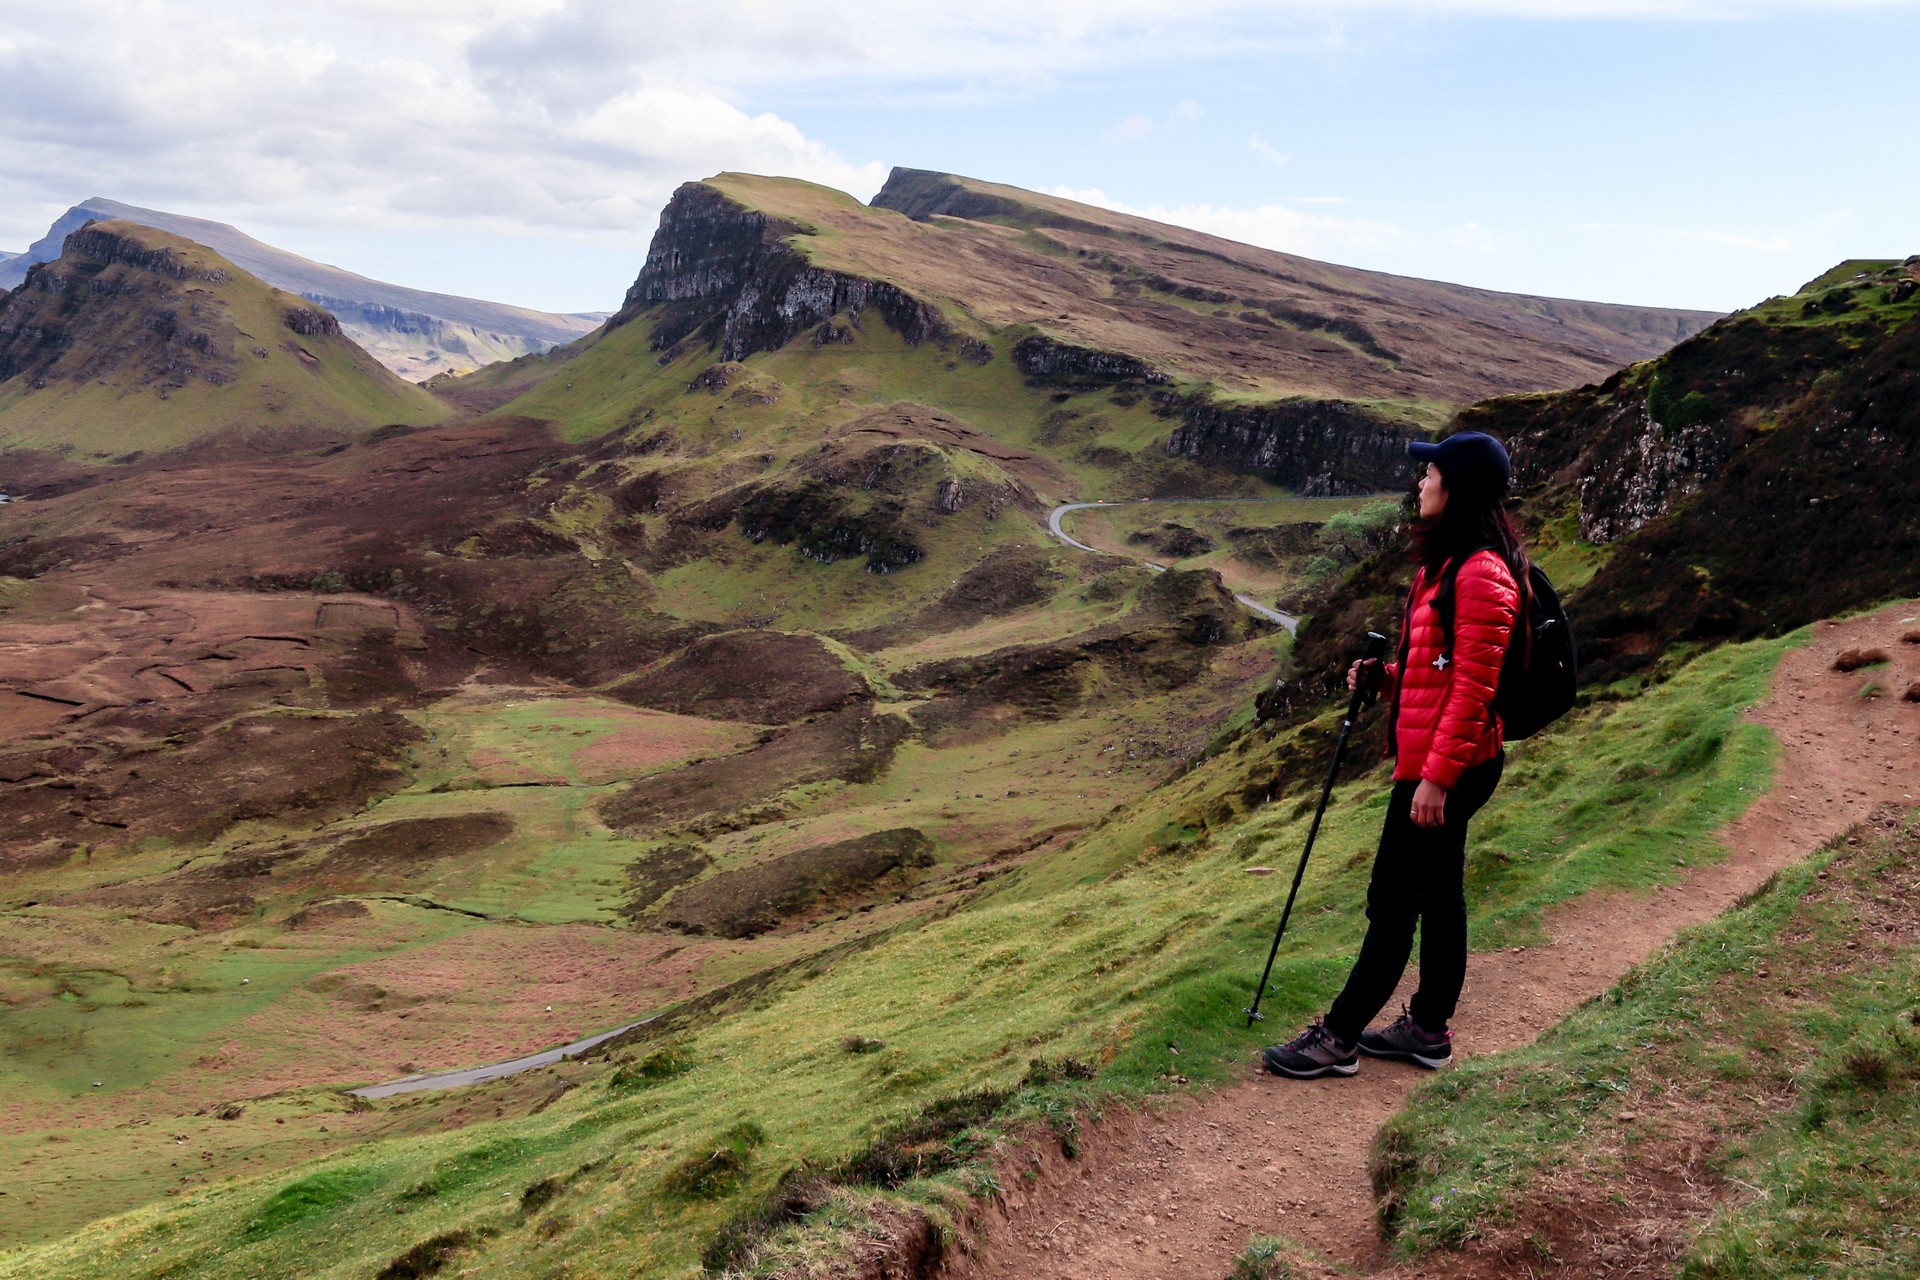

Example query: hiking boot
[1261,1021,1358,1079]
[1358,1008,1453,1069]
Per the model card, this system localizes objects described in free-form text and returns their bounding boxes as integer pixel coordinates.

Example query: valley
[0,169,1914,1280]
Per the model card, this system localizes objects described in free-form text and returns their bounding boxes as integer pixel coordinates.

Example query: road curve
[1047,500,1300,634]
[349,503,1295,1100]
[349,1014,660,1099]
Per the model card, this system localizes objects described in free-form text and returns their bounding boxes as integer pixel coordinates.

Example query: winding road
[343,499,1301,1101]
[349,1014,660,1099]
[1047,500,1300,632]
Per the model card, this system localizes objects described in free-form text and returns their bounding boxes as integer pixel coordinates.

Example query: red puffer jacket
[1379,550,1520,789]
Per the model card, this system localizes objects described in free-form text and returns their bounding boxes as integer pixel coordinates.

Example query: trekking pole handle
[1353,631,1389,715]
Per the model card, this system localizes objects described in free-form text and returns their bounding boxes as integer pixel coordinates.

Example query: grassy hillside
[0,183,1878,1280]
[0,612,1792,1278]
[1292,256,1920,698]
[456,170,1715,504]
[0,221,444,458]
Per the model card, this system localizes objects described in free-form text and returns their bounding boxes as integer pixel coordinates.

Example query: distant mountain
[0,219,445,459]
[497,169,1719,496]
[0,199,602,380]
[870,169,1720,386]
[0,249,18,272]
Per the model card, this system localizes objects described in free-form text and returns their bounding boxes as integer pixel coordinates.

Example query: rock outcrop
[614,182,944,362]
[1294,256,1920,691]
[0,225,241,389]
[54,225,230,285]
[1011,335,1169,387]
[1163,395,1415,495]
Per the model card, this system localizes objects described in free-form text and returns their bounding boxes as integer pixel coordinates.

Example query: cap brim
[1406,440,1443,461]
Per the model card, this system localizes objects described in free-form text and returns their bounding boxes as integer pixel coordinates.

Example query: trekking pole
[1244,630,1389,1027]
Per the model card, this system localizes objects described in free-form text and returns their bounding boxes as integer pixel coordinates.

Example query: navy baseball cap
[1408,431,1511,498]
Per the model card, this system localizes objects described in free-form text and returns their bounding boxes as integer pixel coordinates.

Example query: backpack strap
[1432,549,1480,660]
[1436,543,1526,661]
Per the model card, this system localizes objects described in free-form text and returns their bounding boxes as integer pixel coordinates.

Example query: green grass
[1372,807,1920,1278]
[1740,260,1920,334]
[0,222,443,457]
[0,623,1802,1279]
[1526,494,1611,595]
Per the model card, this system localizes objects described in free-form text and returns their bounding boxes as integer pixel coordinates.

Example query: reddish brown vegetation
[1833,646,1891,672]
[611,631,869,724]
[600,707,911,836]
[660,828,936,938]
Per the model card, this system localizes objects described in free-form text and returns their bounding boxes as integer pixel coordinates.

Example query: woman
[1262,431,1524,1080]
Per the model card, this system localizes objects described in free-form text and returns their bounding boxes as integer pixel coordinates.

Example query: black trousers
[1323,755,1503,1043]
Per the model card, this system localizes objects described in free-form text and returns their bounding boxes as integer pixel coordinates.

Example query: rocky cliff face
[56,225,232,285]
[1292,257,1920,691]
[1011,335,1170,387]
[614,182,944,361]
[0,226,241,389]
[1468,312,1865,544]
[1163,395,1416,495]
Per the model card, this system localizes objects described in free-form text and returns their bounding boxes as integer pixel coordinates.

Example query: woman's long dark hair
[1410,475,1533,620]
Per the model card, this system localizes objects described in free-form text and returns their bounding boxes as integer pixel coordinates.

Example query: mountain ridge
[0,219,445,459]
[0,198,602,380]
[478,169,1721,497]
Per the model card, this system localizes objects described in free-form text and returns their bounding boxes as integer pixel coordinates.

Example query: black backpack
[1434,549,1578,741]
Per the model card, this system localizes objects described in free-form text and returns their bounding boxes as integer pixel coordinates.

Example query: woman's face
[1418,463,1449,521]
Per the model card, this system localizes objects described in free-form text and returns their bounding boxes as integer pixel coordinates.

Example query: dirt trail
[952,602,1920,1279]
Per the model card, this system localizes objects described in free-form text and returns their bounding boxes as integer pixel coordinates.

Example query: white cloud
[1248,134,1292,168]
[1577,222,1794,251]
[0,0,1894,302]
[1049,184,1403,258]
[0,0,886,258]
[1447,221,1505,252]
[1103,114,1157,142]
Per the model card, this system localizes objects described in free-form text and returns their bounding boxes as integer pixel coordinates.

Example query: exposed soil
[945,600,1920,1280]
[600,706,912,836]
[1,612,426,864]
[610,630,870,724]
[659,827,936,939]
[839,547,1061,653]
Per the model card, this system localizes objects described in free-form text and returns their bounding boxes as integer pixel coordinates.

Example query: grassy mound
[1372,806,1920,1278]
[0,221,443,458]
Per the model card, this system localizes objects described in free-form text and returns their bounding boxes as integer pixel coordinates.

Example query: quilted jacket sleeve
[1421,552,1519,789]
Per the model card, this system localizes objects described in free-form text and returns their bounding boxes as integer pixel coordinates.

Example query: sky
[1,1,1914,316]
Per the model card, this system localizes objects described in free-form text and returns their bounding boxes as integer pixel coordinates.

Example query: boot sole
[1261,1050,1359,1079]
[1357,1043,1451,1070]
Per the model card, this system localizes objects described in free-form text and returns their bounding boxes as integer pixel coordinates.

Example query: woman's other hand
[1347,658,1380,692]
[1411,779,1448,828]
